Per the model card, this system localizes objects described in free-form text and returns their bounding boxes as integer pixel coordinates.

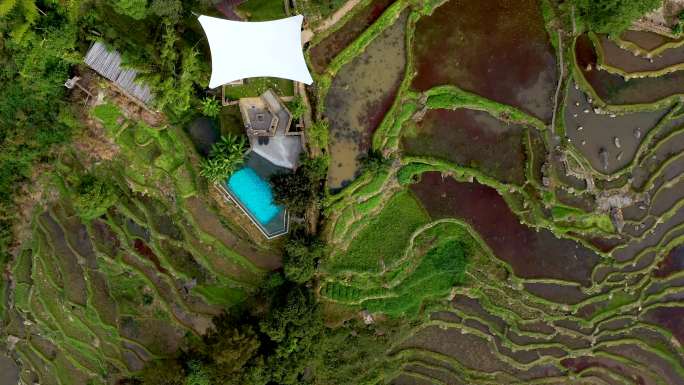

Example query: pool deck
[215,183,289,239]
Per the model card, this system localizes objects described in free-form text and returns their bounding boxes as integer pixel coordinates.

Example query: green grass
[92,103,123,134]
[237,0,287,21]
[326,190,430,273]
[219,105,244,136]
[222,77,294,100]
[322,238,469,318]
[193,283,246,307]
[424,85,546,130]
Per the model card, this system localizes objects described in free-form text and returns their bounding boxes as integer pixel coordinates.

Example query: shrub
[201,97,221,118]
[288,96,306,119]
[570,0,662,35]
[73,174,118,221]
[283,231,326,283]
[199,133,248,182]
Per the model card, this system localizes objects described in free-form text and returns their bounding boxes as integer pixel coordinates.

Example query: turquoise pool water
[227,167,282,225]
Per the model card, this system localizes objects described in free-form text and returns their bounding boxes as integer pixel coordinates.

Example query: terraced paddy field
[0,96,281,384]
[324,8,408,189]
[411,0,557,122]
[309,0,396,73]
[314,0,684,383]
[6,0,684,384]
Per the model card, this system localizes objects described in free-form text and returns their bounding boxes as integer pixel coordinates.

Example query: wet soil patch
[309,0,396,73]
[600,35,684,74]
[325,11,407,189]
[565,82,667,173]
[397,325,515,373]
[90,219,121,257]
[576,35,684,105]
[187,117,220,157]
[402,108,527,184]
[653,244,684,277]
[184,196,281,270]
[561,357,649,385]
[410,173,600,285]
[133,239,168,275]
[411,0,557,122]
[620,30,679,51]
[524,282,589,305]
[644,306,684,345]
[0,355,18,385]
[119,316,184,356]
[39,212,88,306]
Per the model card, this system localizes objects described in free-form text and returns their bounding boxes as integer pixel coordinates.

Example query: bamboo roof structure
[84,42,154,104]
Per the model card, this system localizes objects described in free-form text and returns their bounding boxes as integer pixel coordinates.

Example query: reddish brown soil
[133,239,168,275]
[401,109,527,184]
[309,0,395,73]
[653,245,684,277]
[644,306,684,344]
[561,357,647,385]
[411,0,557,122]
[409,173,600,285]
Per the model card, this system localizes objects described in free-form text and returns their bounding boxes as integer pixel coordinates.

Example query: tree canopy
[570,0,663,35]
[270,156,327,217]
[200,134,249,182]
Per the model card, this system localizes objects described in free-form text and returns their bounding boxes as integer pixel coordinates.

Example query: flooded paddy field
[620,30,680,51]
[0,355,18,385]
[654,244,684,277]
[576,35,684,105]
[401,108,527,184]
[409,172,600,285]
[564,82,668,173]
[599,35,684,74]
[411,0,557,122]
[309,0,395,73]
[325,11,407,190]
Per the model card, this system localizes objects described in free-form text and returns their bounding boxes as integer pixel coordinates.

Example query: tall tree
[570,0,663,35]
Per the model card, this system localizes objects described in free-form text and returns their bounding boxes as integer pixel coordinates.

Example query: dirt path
[551,30,564,133]
[302,0,363,42]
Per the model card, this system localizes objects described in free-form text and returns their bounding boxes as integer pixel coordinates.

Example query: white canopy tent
[198,15,313,88]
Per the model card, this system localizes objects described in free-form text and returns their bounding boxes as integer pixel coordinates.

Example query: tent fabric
[198,15,313,88]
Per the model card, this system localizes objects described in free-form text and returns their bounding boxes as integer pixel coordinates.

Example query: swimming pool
[226,166,282,226]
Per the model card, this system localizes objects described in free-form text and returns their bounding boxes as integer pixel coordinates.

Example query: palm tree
[199,133,248,182]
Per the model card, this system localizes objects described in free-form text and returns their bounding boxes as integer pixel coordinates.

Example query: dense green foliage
[200,134,248,182]
[237,0,287,21]
[112,0,148,20]
[283,229,326,283]
[270,156,327,216]
[137,281,325,385]
[288,96,306,120]
[313,319,406,385]
[201,97,221,118]
[0,1,81,262]
[570,0,662,35]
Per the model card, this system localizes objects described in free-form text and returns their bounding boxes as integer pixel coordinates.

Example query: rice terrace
[2,0,684,384]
